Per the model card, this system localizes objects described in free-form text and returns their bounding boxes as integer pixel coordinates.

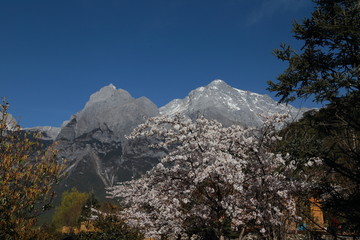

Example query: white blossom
[108,114,317,239]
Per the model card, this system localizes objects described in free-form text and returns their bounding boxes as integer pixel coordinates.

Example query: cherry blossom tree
[108,114,320,240]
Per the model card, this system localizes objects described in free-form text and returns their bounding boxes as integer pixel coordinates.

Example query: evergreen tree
[78,192,100,224]
[268,0,360,104]
[268,0,360,234]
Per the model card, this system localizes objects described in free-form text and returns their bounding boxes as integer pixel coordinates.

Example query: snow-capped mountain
[57,84,158,142]
[24,80,310,218]
[53,84,160,201]
[160,79,307,127]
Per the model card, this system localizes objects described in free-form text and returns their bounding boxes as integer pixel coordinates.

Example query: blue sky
[1,0,319,128]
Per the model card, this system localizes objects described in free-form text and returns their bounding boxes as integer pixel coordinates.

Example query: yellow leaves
[52,188,90,229]
[0,99,66,238]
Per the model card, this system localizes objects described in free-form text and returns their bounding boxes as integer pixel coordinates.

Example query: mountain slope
[17,80,313,224]
[160,79,307,127]
[29,79,310,207]
[55,84,160,199]
[24,126,60,141]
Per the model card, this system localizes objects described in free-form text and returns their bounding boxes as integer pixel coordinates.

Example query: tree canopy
[268,0,360,235]
[0,100,65,240]
[268,0,360,104]
[52,188,90,229]
[108,114,319,240]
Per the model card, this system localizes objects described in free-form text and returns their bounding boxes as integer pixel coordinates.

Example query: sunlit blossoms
[108,114,318,240]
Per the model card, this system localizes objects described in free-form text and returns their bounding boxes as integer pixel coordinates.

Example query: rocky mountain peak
[30,79,311,212]
[160,79,308,127]
[53,84,160,200]
[207,79,229,88]
[85,84,131,108]
[89,84,116,101]
[57,84,159,141]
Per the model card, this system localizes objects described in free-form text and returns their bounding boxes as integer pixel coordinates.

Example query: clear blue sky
[1,0,319,128]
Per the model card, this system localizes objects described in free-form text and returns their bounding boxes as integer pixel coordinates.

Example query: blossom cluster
[108,114,318,239]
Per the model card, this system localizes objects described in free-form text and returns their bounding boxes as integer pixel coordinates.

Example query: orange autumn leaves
[0,99,65,239]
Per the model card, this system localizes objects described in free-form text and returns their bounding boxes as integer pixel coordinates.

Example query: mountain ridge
[22,80,311,206]
[25,79,311,146]
[160,79,308,127]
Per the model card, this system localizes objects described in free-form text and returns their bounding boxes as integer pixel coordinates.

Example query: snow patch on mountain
[160,79,308,127]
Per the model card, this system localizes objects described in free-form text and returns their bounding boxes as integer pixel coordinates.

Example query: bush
[0,99,65,240]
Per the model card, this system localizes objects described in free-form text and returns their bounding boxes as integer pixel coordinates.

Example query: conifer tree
[268,0,360,234]
[268,0,359,104]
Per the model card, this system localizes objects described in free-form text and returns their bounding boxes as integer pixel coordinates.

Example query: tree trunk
[238,227,245,240]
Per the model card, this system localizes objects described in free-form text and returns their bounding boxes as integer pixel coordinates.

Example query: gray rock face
[160,79,308,127]
[24,126,61,141]
[58,84,158,142]
[36,80,309,206]
[55,84,159,199]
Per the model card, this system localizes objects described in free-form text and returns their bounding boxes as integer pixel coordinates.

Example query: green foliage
[52,188,89,229]
[52,190,143,239]
[276,96,360,233]
[268,0,360,104]
[88,216,143,240]
[268,0,360,235]
[78,192,100,224]
[93,202,143,240]
[75,202,144,240]
[0,99,65,240]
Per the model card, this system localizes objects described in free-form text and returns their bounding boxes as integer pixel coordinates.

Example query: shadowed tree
[268,0,359,104]
[268,0,360,234]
